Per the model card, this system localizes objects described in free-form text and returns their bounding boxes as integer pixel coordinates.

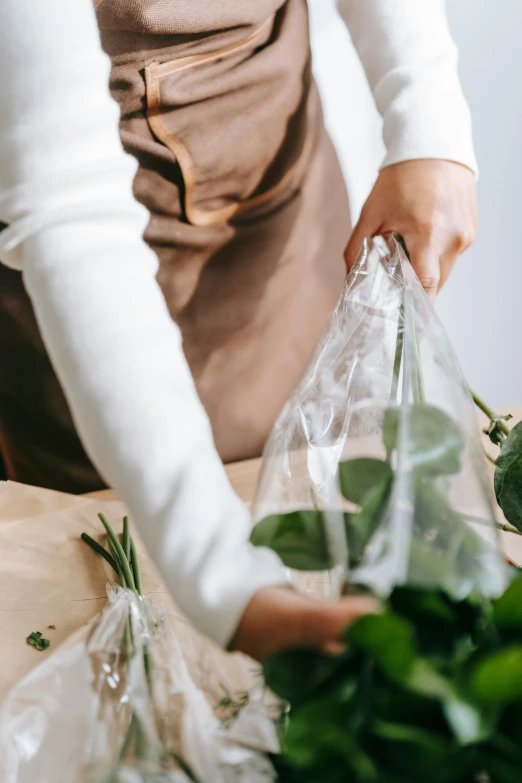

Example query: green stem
[104,537,134,661]
[390,302,404,405]
[408,294,425,404]
[496,520,522,536]
[143,648,153,696]
[108,537,126,588]
[462,511,522,537]
[117,712,137,765]
[472,390,511,437]
[123,516,131,564]
[124,616,134,661]
[134,715,148,760]
[130,537,153,694]
[98,513,136,592]
[81,533,119,575]
[130,537,143,596]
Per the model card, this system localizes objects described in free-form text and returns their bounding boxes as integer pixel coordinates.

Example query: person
[0,0,477,659]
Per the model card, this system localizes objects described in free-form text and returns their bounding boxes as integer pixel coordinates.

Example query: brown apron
[0,0,350,492]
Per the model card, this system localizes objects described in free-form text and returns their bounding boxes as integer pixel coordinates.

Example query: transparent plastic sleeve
[0,586,278,783]
[251,235,507,601]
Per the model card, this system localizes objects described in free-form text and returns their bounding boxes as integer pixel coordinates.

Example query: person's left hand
[344,159,478,302]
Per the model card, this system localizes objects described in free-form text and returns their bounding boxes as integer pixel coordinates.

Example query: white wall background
[308,0,522,409]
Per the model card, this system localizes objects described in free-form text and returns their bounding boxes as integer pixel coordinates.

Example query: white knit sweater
[0,0,476,646]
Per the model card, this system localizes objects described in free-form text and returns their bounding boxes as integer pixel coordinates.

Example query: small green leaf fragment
[26,630,51,651]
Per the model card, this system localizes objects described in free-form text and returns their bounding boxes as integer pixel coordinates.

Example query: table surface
[2,404,521,703]
[87,455,262,505]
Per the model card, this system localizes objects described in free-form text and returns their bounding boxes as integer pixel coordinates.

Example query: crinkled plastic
[0,586,278,783]
[252,235,507,601]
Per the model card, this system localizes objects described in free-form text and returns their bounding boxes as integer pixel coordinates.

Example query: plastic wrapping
[0,586,278,783]
[251,235,507,601]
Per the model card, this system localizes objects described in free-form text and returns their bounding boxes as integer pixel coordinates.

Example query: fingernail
[322,640,347,656]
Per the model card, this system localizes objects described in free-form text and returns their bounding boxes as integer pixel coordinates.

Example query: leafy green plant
[265,576,522,783]
[252,276,522,781]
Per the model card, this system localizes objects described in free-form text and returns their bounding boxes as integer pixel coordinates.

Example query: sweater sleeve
[0,0,287,647]
[336,0,477,174]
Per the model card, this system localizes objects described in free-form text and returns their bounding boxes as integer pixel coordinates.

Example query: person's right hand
[230,585,380,661]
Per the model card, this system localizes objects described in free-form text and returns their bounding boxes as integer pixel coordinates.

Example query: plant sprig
[82,515,155,776]
[471,390,522,533]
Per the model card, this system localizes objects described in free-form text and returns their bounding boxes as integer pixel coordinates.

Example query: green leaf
[383,404,464,476]
[390,587,456,625]
[467,645,522,704]
[371,720,445,746]
[347,614,415,682]
[407,480,490,599]
[344,475,392,569]
[494,421,522,531]
[406,659,450,700]
[283,699,380,781]
[250,509,332,571]
[493,573,522,634]
[443,689,498,744]
[263,648,347,705]
[339,458,392,506]
[390,586,481,659]
[370,721,468,783]
[283,700,348,768]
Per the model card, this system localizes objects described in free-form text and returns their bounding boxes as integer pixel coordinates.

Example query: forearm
[336,0,477,174]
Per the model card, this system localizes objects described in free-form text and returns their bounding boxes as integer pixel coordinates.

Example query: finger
[438,250,459,292]
[437,226,474,292]
[301,595,381,649]
[322,639,347,656]
[407,242,441,303]
[344,210,378,272]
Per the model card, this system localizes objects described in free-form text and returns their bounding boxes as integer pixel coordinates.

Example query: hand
[230,585,380,661]
[344,160,478,302]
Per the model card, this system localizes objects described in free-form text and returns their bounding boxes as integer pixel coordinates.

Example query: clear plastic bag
[0,586,277,783]
[251,235,507,601]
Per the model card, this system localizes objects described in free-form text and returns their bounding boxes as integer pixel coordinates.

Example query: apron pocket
[144,5,314,226]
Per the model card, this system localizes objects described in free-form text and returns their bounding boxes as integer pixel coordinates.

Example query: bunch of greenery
[251,286,522,782]
[82,514,197,783]
[265,575,522,783]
